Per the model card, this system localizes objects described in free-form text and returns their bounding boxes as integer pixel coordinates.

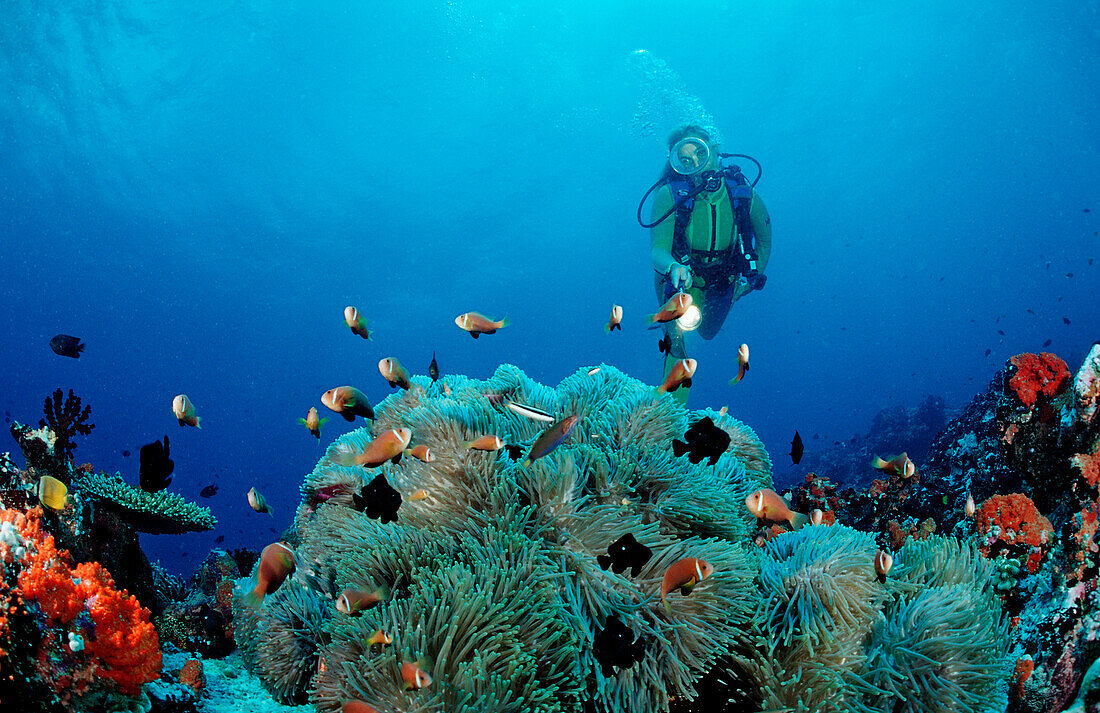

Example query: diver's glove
[745,272,767,291]
[668,264,692,290]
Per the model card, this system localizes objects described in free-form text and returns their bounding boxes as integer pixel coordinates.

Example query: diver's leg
[698,286,734,341]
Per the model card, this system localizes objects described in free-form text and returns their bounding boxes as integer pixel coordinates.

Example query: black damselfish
[429,352,440,382]
[671,416,730,466]
[597,533,652,577]
[138,436,174,493]
[352,473,402,524]
[789,430,804,465]
[49,334,85,358]
[593,614,646,676]
[200,484,219,498]
[657,333,671,355]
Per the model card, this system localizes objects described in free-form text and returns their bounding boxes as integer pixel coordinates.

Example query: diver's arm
[749,190,772,273]
[650,186,680,275]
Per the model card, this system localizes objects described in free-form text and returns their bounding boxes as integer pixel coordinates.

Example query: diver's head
[666,124,719,177]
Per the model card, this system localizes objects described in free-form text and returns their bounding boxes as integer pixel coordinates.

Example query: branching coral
[1008,352,1071,409]
[39,388,95,462]
[75,471,216,534]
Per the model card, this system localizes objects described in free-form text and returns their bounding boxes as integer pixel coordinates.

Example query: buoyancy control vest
[666,165,760,287]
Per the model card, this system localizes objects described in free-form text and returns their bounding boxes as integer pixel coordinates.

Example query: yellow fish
[38,475,68,510]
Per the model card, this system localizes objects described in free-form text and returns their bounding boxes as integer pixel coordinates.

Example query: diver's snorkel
[636,140,763,229]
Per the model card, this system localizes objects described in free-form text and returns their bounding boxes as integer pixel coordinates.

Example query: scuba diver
[638,124,772,402]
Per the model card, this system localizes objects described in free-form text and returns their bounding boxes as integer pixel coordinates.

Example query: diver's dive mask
[669,137,712,176]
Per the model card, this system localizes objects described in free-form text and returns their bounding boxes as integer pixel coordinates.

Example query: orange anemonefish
[464,435,504,451]
[606,304,623,332]
[321,386,375,421]
[366,629,393,646]
[341,700,382,713]
[872,453,916,478]
[172,394,201,428]
[406,444,434,462]
[378,357,411,390]
[299,406,328,439]
[454,312,509,338]
[874,549,893,582]
[658,358,697,393]
[241,542,295,608]
[730,343,750,385]
[648,292,693,323]
[335,587,387,615]
[355,428,412,467]
[401,661,433,690]
[248,486,272,515]
[660,558,714,604]
[344,306,372,340]
[745,488,809,529]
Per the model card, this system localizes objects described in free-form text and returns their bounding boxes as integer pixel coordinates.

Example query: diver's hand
[669,264,692,290]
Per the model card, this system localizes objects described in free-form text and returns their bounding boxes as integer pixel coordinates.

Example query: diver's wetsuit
[650,177,772,385]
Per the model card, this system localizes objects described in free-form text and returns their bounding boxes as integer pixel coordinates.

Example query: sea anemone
[854,584,1010,713]
[240,364,768,713]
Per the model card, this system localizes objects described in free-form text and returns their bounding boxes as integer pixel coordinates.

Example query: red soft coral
[6,508,161,698]
[1009,352,1071,408]
[975,493,1054,573]
[1073,451,1100,489]
[79,562,162,696]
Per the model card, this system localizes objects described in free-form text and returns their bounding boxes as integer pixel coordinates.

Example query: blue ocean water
[1,0,1096,575]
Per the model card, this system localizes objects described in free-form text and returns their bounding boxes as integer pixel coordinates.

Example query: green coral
[989,555,1024,594]
[75,471,216,534]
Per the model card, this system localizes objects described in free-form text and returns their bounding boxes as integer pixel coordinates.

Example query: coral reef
[789,395,946,489]
[155,550,240,657]
[0,507,161,711]
[234,363,1010,713]
[4,421,215,621]
[75,471,216,534]
[801,348,1100,713]
[1008,353,1072,410]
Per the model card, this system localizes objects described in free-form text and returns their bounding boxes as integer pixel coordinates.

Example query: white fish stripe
[506,401,555,422]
